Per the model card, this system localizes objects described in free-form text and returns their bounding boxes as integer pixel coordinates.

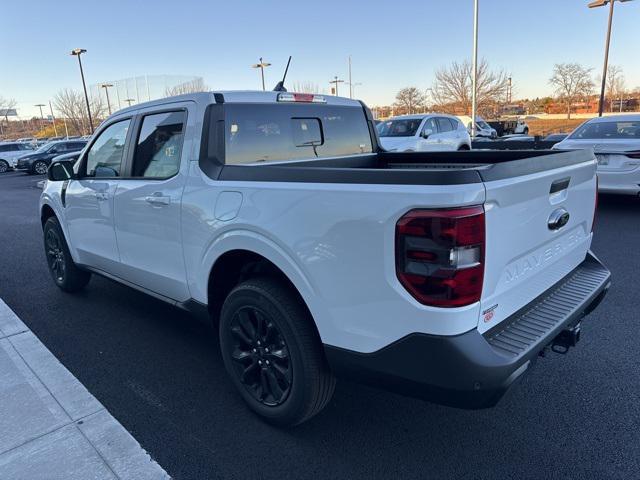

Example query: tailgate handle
[550,177,570,194]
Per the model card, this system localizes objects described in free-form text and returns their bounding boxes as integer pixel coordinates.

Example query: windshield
[376,119,422,137]
[569,121,640,140]
[34,142,54,153]
[477,120,491,130]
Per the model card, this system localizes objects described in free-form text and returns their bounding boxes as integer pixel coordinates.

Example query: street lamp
[588,0,634,117]
[70,48,94,133]
[329,76,345,96]
[101,83,114,115]
[470,0,479,138]
[34,104,45,130]
[251,57,271,91]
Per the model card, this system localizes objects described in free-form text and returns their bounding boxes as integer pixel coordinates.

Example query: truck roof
[113,90,363,116]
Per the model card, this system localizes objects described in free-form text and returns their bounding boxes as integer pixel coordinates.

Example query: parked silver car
[0,142,36,172]
[553,115,640,196]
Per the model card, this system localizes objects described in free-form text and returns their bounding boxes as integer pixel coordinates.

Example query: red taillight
[395,206,485,308]
[625,151,640,159]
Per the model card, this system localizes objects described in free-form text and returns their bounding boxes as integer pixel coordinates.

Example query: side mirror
[48,160,75,181]
[421,128,433,138]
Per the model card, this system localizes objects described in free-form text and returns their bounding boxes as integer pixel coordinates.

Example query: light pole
[70,48,94,133]
[124,98,135,107]
[34,104,46,131]
[101,83,114,115]
[251,57,271,91]
[49,101,58,136]
[329,76,345,96]
[470,0,479,138]
[588,0,633,117]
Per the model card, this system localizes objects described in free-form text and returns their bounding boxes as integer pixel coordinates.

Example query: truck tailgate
[478,150,597,333]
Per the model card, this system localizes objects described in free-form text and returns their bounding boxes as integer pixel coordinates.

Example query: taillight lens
[395,206,485,308]
[625,151,640,159]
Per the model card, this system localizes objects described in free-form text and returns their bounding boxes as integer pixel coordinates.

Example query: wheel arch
[41,203,57,229]
[206,248,324,345]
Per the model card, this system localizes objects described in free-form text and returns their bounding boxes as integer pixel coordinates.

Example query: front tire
[220,277,335,426]
[43,217,91,292]
[33,160,48,175]
[0,160,9,173]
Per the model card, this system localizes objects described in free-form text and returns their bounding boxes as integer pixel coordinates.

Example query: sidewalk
[0,299,169,480]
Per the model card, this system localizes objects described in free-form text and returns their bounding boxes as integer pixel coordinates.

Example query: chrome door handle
[145,194,171,206]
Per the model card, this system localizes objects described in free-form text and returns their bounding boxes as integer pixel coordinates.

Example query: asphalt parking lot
[0,170,639,480]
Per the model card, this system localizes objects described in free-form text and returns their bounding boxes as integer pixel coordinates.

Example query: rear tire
[219,277,335,426]
[0,160,8,173]
[43,217,91,292]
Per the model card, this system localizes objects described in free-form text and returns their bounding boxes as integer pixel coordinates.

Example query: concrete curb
[0,298,170,480]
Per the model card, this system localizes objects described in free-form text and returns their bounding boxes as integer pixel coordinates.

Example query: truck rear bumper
[324,251,611,409]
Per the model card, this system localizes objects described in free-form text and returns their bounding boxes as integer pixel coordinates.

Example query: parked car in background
[457,115,498,139]
[553,115,640,196]
[0,142,35,172]
[377,114,471,151]
[16,137,36,143]
[544,133,568,142]
[16,140,86,175]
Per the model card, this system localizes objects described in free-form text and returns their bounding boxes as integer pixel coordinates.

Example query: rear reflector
[277,93,327,103]
[396,206,485,307]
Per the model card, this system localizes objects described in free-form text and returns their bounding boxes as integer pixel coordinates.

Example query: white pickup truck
[41,91,610,426]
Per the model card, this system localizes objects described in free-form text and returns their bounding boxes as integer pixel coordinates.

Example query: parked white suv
[0,142,35,172]
[41,91,610,426]
[377,114,471,151]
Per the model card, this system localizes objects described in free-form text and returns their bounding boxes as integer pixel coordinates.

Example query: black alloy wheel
[228,305,292,406]
[45,228,66,283]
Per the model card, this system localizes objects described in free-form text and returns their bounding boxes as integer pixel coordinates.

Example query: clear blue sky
[2,0,639,117]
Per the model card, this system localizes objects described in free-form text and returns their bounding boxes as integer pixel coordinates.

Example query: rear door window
[436,117,454,133]
[131,111,186,178]
[224,104,372,164]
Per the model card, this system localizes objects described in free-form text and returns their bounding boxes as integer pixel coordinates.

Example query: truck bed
[216,149,595,185]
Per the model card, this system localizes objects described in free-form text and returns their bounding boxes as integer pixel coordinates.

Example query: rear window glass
[224,104,372,164]
[570,121,640,139]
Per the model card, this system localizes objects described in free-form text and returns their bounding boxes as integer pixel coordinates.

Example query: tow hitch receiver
[551,324,581,354]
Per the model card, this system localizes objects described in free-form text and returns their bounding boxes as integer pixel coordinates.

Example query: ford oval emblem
[548,208,570,231]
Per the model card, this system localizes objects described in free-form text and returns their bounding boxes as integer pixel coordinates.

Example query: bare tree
[0,96,17,122]
[602,65,626,111]
[431,59,510,115]
[53,88,107,135]
[394,87,426,115]
[549,63,594,119]
[164,78,207,97]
